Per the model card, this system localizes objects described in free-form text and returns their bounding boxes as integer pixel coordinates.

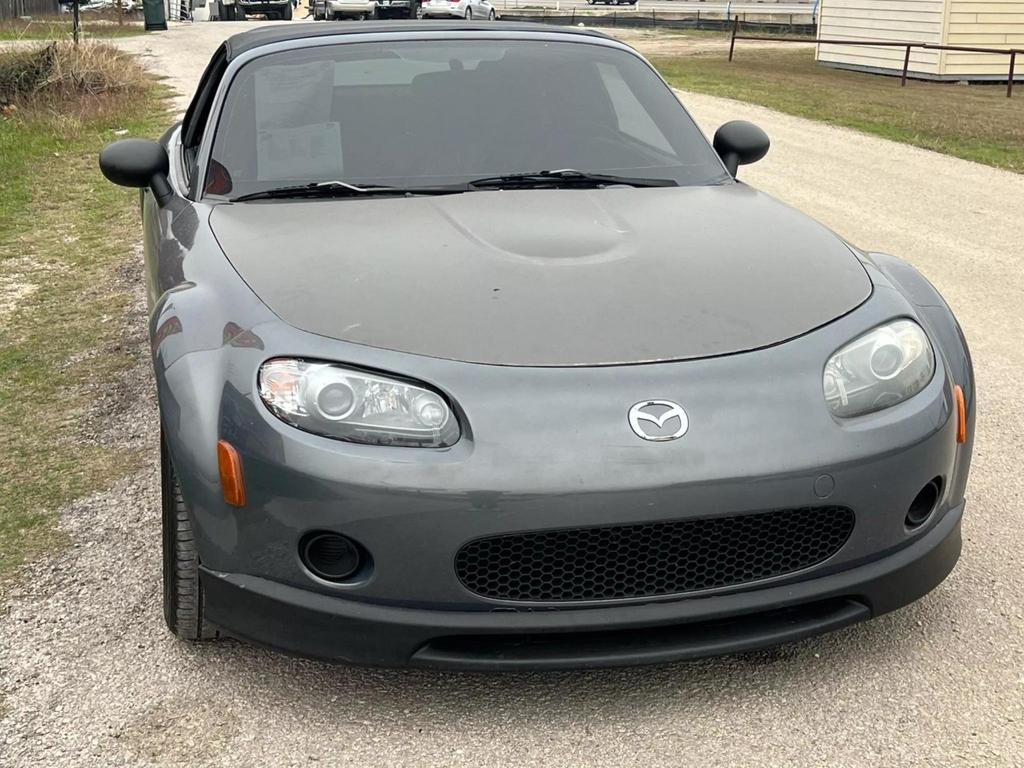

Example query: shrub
[0,44,55,103]
[0,41,146,106]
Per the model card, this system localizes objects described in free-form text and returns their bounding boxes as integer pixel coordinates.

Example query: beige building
[815,0,1024,81]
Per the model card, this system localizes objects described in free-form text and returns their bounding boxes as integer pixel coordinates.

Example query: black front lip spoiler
[200,502,963,670]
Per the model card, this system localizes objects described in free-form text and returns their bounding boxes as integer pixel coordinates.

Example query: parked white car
[67,0,137,12]
[418,0,495,20]
[315,0,377,18]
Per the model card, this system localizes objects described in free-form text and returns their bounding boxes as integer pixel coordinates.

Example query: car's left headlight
[258,359,460,448]
[823,319,935,418]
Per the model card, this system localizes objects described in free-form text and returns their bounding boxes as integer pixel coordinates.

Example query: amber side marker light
[954,385,967,444]
[217,439,246,506]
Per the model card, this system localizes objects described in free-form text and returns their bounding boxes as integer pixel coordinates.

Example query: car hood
[210,184,870,366]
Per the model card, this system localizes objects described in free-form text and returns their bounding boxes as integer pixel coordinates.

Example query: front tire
[161,438,217,642]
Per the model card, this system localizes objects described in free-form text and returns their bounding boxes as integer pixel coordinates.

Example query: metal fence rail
[502,11,815,35]
[500,0,815,15]
[728,17,1022,98]
[0,0,60,20]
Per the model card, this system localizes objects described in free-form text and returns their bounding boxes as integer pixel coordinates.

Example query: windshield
[205,39,728,198]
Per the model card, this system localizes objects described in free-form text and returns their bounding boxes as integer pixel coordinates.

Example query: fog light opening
[301,532,363,582]
[906,477,942,528]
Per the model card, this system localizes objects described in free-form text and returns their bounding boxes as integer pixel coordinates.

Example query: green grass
[0,50,167,587]
[653,48,1024,173]
[0,18,145,41]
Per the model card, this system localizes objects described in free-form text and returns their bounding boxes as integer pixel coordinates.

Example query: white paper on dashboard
[256,122,344,181]
[253,60,335,130]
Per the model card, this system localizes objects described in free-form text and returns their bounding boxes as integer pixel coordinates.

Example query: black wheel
[161,437,218,642]
[283,2,293,18]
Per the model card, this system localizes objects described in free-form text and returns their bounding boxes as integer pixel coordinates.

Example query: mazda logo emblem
[628,400,689,442]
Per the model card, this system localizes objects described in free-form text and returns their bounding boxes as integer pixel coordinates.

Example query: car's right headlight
[823,319,935,418]
[259,359,460,448]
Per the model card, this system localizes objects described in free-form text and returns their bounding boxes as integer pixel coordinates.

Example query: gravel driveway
[2,22,1022,768]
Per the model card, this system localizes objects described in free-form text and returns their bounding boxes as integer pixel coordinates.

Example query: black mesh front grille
[455,507,855,602]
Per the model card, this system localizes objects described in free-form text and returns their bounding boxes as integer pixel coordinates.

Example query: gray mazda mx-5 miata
[99,22,975,670]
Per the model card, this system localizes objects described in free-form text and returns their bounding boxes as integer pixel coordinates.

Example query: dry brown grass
[0,16,145,41]
[0,40,147,107]
[654,47,1024,173]
[0,43,167,586]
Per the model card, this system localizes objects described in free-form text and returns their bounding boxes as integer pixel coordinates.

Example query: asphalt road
[1,20,1022,768]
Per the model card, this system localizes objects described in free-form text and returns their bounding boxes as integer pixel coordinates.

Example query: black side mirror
[713,121,770,178]
[99,138,173,205]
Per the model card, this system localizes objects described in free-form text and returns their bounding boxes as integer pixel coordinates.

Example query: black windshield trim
[467,170,679,190]
[230,182,469,203]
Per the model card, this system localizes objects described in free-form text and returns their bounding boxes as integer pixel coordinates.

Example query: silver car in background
[419,0,496,20]
[314,0,378,19]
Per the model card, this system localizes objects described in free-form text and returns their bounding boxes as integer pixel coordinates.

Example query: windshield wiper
[230,171,677,202]
[230,180,465,203]
[467,169,678,190]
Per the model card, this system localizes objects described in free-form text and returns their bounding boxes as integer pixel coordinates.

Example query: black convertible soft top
[222,20,611,61]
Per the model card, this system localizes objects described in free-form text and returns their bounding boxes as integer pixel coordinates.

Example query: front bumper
[202,501,962,669]
[156,260,974,669]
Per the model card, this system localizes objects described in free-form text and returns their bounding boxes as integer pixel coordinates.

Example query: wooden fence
[0,0,61,21]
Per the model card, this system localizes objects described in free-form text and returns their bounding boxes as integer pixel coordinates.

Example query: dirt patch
[0,267,38,324]
[0,257,68,325]
[73,248,158,449]
[114,699,241,765]
[607,28,814,57]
